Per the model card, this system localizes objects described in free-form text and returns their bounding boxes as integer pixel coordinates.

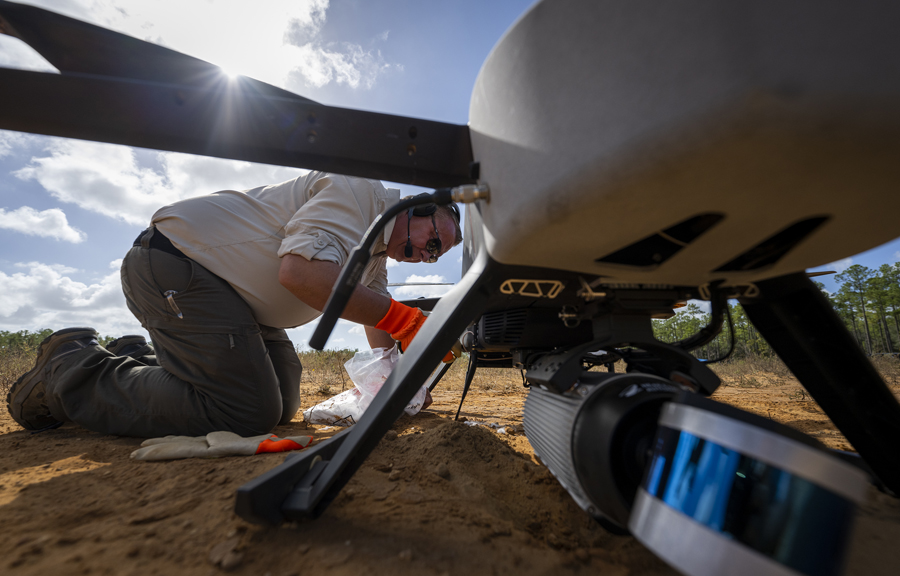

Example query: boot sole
[6,327,98,429]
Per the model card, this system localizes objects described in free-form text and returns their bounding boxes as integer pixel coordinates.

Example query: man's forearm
[278,254,391,327]
[365,326,396,349]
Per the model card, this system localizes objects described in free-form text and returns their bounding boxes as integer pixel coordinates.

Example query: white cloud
[286,42,392,90]
[392,274,455,298]
[386,259,399,268]
[348,325,365,336]
[829,257,853,273]
[0,206,87,243]
[0,130,40,159]
[0,260,142,337]
[282,0,329,45]
[280,1,395,90]
[405,274,445,283]
[14,139,305,226]
[5,1,396,93]
[894,251,900,262]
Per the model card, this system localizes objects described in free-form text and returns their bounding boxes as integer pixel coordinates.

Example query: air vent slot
[714,216,829,272]
[596,213,724,267]
[480,309,528,345]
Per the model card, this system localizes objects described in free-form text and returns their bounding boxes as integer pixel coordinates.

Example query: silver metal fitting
[450,183,490,203]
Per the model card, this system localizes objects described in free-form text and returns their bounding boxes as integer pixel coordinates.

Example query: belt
[134,227,188,259]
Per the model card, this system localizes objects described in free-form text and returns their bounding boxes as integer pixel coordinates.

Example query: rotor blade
[0,1,475,187]
[807,271,837,278]
[0,0,315,104]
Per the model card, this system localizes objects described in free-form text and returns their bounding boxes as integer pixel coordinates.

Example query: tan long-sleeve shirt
[151,172,399,328]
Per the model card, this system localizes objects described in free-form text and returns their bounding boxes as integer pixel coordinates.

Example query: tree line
[0,329,116,351]
[652,263,900,359]
[0,329,54,351]
[4,262,900,360]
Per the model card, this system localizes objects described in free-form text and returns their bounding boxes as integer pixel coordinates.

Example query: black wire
[455,352,478,420]
[309,190,451,350]
[703,304,735,364]
[673,284,726,352]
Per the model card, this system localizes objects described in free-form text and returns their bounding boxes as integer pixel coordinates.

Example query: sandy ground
[2,369,900,576]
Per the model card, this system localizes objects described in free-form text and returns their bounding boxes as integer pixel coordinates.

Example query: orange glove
[375,299,455,362]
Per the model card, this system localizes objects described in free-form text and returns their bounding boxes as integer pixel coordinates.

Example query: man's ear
[387,211,407,246]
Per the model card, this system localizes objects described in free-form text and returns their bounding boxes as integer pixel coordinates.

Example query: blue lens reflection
[643,427,855,576]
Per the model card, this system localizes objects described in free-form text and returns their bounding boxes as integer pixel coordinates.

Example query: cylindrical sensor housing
[630,392,868,576]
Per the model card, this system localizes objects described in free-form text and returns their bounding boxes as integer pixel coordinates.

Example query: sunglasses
[406,208,443,263]
[424,214,442,263]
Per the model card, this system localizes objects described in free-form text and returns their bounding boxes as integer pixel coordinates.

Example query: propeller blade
[0,0,314,102]
[0,1,474,187]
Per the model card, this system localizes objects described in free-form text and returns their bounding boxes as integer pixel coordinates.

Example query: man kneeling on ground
[7,171,461,437]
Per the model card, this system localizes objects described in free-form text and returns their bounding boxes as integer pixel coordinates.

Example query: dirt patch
[1,371,899,575]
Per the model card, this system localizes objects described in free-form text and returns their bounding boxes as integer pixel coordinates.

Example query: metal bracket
[500,279,564,299]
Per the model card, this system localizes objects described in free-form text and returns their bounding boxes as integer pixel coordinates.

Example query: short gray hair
[435,204,463,247]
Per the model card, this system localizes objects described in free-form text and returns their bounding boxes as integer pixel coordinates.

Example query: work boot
[106,334,153,358]
[6,327,99,430]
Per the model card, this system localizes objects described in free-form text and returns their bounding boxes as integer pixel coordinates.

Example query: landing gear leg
[235,253,499,524]
[741,273,900,495]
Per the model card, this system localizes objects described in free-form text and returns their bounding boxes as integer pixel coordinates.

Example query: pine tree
[835,265,875,354]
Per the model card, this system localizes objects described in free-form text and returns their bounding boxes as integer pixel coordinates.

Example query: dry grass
[710,356,795,388]
[298,348,356,395]
[709,353,900,391]
[0,346,36,398]
[870,355,900,387]
[430,355,528,394]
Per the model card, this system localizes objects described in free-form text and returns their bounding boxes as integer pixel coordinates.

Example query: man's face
[386,212,455,263]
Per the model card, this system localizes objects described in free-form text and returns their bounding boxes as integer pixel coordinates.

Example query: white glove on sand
[130,431,312,461]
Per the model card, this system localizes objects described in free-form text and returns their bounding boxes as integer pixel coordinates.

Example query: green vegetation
[5,262,900,398]
[0,329,54,351]
[652,264,900,360]
[652,302,774,361]
[830,264,900,355]
[297,348,357,393]
[0,330,49,396]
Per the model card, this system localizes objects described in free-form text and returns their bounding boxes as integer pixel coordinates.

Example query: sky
[0,0,536,350]
[1,0,899,350]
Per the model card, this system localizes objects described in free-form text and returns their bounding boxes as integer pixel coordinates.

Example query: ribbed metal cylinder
[523,386,595,514]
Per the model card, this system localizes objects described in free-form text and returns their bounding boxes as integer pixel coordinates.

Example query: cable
[309,184,489,350]
[673,282,726,352]
[309,194,438,350]
[702,304,735,364]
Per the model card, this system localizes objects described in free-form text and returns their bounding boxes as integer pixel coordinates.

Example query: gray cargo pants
[44,227,302,437]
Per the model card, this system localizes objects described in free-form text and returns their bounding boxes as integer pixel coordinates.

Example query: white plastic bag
[302,388,366,427]
[345,345,428,416]
[302,345,428,426]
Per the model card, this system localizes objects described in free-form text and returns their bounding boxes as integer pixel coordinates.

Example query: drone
[3,1,899,574]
